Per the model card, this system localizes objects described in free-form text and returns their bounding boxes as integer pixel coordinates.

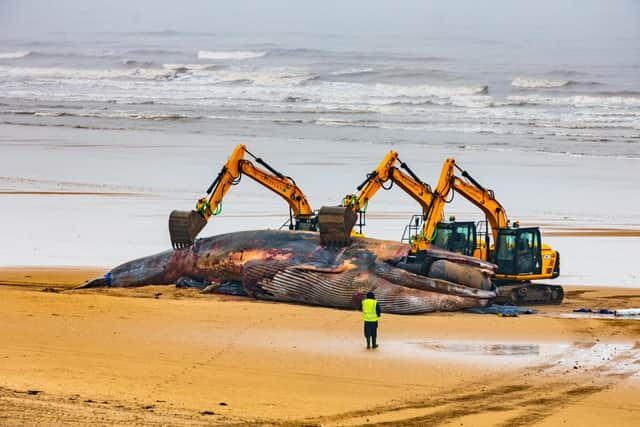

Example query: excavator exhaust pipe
[169,210,208,249]
[318,206,358,247]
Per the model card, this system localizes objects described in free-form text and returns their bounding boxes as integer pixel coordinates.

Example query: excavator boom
[415,158,455,250]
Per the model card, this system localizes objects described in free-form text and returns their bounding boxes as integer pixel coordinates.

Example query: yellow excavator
[169,144,317,248]
[401,158,563,304]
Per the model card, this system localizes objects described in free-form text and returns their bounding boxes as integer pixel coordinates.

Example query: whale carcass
[82,230,497,314]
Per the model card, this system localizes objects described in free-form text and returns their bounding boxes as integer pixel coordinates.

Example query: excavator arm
[450,171,508,243]
[412,158,455,251]
[169,144,314,248]
[235,160,313,218]
[342,150,399,211]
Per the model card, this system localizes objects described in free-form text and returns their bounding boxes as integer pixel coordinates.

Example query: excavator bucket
[169,210,208,249]
[318,206,358,246]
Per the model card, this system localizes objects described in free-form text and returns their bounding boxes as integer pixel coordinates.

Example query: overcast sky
[1,0,638,42]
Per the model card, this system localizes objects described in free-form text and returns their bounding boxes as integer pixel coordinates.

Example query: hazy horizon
[2,0,638,43]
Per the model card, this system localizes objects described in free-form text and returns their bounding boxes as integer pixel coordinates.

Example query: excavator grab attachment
[318,206,358,246]
[169,210,208,249]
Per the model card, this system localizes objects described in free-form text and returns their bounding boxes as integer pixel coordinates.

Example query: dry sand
[1,267,639,426]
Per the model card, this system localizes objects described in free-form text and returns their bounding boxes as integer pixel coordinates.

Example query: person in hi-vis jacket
[361,291,381,349]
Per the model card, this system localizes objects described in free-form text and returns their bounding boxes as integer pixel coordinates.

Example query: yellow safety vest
[362,298,379,322]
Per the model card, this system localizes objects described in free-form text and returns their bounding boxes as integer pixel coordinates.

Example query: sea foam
[512,77,571,88]
[0,51,31,59]
[329,68,375,76]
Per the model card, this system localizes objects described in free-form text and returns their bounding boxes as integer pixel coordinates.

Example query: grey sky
[1,0,638,43]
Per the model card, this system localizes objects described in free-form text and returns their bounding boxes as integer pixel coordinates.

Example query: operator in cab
[362,291,382,349]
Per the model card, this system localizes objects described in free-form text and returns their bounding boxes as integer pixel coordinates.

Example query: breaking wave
[512,78,572,88]
[368,83,489,98]
[0,65,181,80]
[329,67,375,76]
[507,94,640,107]
[0,51,31,59]
[4,109,198,121]
[0,64,320,87]
[197,50,267,60]
[206,69,319,86]
[512,77,603,89]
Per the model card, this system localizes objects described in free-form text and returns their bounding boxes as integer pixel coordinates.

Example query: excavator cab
[494,227,543,277]
[432,221,477,257]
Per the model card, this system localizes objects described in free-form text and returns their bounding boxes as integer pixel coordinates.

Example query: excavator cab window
[494,228,542,276]
[433,222,477,256]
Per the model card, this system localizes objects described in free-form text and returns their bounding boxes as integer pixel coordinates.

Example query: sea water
[0,30,638,159]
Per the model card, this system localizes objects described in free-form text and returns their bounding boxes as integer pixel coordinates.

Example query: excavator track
[169,210,208,249]
[318,206,358,246]
[495,283,564,305]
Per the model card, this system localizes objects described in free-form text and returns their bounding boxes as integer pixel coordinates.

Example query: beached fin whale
[81,230,496,314]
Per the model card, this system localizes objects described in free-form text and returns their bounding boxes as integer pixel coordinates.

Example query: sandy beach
[1,267,639,426]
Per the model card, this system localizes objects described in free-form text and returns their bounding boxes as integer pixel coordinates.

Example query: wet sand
[1,267,639,426]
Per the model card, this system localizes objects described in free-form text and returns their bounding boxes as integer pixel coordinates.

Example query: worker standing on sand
[362,291,381,349]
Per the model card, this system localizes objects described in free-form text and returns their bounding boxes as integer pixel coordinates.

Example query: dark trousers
[364,321,378,348]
